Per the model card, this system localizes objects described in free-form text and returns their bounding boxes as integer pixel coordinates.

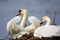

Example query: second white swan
[34,16,60,38]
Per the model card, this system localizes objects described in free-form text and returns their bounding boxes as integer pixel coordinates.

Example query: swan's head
[16,9,27,16]
[40,16,51,25]
[42,16,50,22]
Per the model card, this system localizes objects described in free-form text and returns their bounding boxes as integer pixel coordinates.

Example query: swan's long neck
[45,18,51,26]
[20,13,28,28]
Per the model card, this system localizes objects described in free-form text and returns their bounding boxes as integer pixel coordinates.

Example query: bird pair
[7,9,60,39]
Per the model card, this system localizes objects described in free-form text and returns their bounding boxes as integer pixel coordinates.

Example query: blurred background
[0,0,60,38]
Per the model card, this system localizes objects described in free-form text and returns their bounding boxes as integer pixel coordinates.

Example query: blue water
[0,0,60,39]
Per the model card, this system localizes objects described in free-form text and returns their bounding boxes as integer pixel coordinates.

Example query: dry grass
[10,33,60,40]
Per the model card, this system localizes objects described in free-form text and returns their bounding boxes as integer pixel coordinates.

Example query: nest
[10,33,60,40]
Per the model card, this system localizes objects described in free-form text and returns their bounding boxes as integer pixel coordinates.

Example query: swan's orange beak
[16,10,21,16]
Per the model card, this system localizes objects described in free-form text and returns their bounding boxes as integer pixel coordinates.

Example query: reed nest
[10,33,60,40]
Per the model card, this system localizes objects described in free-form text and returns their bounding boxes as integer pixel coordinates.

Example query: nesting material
[10,33,60,40]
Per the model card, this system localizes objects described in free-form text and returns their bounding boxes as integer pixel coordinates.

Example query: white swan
[34,16,60,38]
[7,9,41,39]
[16,9,41,33]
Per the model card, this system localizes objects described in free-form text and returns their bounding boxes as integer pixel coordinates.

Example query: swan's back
[7,16,21,32]
[34,25,59,37]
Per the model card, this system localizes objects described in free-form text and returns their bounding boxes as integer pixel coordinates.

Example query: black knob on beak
[16,10,22,16]
[40,22,44,25]
[18,10,22,12]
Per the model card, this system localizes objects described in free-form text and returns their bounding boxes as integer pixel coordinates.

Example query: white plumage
[34,16,60,38]
[7,16,24,39]
[7,9,41,39]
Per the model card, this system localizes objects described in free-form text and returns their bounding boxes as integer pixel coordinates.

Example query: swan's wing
[23,16,41,33]
[7,16,21,32]
[11,16,21,23]
[23,24,35,32]
[28,16,41,27]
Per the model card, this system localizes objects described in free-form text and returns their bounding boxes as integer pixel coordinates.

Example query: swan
[7,9,41,39]
[16,9,41,33]
[34,16,60,38]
